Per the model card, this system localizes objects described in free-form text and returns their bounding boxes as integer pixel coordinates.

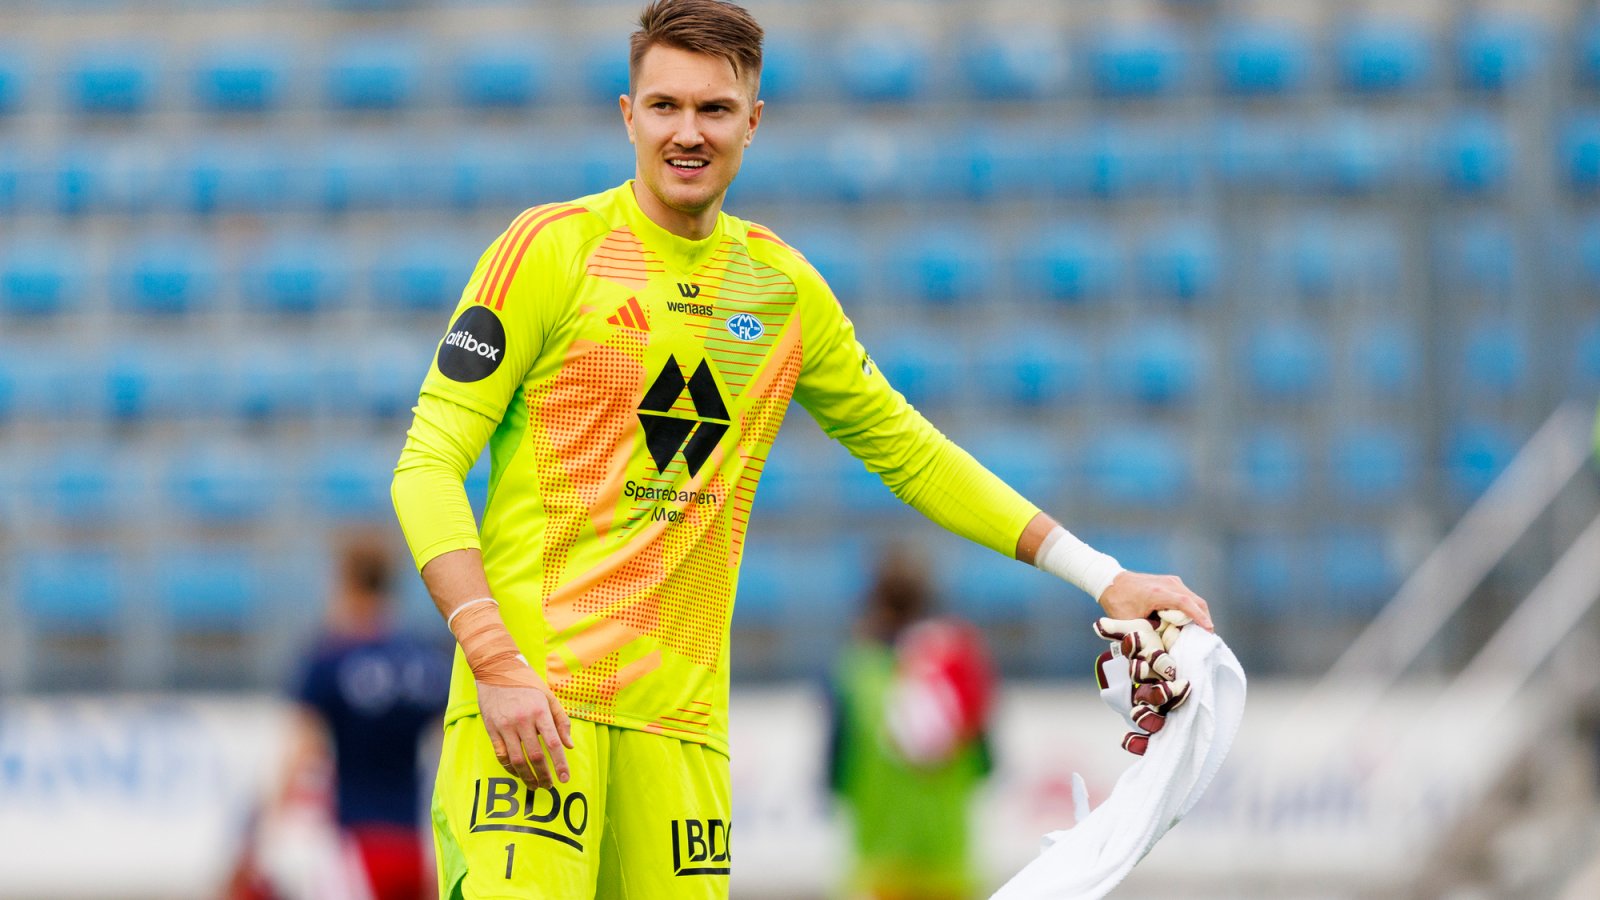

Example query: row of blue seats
[11,522,1402,638]
[3,315,1581,424]
[0,414,1527,533]
[0,212,1571,317]
[0,16,1588,116]
[2,112,1594,216]
[0,440,446,524]
[762,418,1524,513]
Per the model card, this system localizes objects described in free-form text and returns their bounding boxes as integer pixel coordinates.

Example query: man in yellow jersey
[391,1,1214,896]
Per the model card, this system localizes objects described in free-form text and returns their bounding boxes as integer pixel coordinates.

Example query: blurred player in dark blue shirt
[285,531,451,900]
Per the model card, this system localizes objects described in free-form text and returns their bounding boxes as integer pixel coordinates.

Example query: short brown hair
[629,0,764,95]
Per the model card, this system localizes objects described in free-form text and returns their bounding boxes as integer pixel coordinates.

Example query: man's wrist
[1035,525,1124,601]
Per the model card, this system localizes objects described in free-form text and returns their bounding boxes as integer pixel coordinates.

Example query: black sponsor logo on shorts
[670,818,731,876]
[469,777,589,851]
[437,306,506,383]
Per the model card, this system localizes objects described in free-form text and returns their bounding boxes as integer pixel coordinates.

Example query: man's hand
[1099,571,1213,632]
[476,673,574,789]
[1094,614,1193,755]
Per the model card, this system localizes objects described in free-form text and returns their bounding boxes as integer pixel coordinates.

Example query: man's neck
[631,180,720,241]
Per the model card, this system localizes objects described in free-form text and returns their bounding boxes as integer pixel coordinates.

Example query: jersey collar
[618,179,728,270]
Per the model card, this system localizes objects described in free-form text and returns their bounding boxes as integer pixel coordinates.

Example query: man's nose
[672,112,704,147]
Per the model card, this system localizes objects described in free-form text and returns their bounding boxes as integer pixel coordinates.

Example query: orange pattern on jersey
[695,241,799,399]
[729,322,802,561]
[586,227,662,290]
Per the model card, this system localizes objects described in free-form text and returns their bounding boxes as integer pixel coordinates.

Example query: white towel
[991,626,1247,900]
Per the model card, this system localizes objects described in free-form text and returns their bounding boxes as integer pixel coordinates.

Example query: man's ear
[744,98,763,148]
[620,93,636,143]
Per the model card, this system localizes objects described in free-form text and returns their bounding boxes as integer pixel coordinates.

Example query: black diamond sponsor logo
[637,355,729,477]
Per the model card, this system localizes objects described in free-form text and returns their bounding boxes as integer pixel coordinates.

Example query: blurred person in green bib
[827,547,998,900]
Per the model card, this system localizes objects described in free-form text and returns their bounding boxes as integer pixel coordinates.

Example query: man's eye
[652,101,673,111]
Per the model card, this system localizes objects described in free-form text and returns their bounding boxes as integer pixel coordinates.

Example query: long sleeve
[391,391,500,572]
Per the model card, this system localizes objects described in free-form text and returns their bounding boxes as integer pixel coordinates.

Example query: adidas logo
[607,297,649,331]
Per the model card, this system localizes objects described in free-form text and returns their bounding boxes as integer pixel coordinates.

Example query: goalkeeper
[391,0,1212,896]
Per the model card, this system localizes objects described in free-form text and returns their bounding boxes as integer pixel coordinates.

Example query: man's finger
[1132,679,1191,713]
[552,699,575,751]
[534,711,571,783]
[1122,732,1149,756]
[516,723,552,788]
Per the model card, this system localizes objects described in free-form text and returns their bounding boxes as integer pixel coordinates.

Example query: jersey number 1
[504,842,515,879]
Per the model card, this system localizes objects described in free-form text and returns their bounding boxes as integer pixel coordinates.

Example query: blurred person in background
[391,0,1211,895]
[828,546,997,900]
[235,530,450,900]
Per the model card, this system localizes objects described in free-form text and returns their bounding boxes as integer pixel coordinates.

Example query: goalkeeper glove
[1093,612,1192,755]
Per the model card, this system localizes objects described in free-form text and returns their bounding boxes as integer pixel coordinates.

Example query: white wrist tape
[1035,526,1124,601]
[445,596,498,632]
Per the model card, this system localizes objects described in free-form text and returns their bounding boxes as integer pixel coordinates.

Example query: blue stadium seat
[962,30,1070,99]
[1231,534,1302,617]
[1460,319,1529,395]
[888,228,996,306]
[242,233,350,315]
[1096,121,1199,197]
[834,29,930,102]
[158,550,262,631]
[0,46,26,115]
[454,41,544,109]
[1305,113,1411,194]
[1577,17,1600,88]
[356,342,428,420]
[29,448,130,524]
[941,541,1048,624]
[66,45,157,114]
[1577,214,1600,291]
[957,127,1055,200]
[0,237,80,317]
[1015,223,1120,303]
[193,44,288,112]
[971,327,1090,408]
[748,443,834,517]
[1349,321,1421,395]
[583,38,631,102]
[959,427,1069,507]
[1136,222,1221,303]
[99,348,216,422]
[51,146,109,216]
[326,36,421,111]
[1317,529,1396,614]
[1455,17,1541,92]
[116,236,220,315]
[1244,320,1329,401]
[728,128,806,203]
[1573,316,1600,389]
[231,346,318,421]
[0,145,20,214]
[184,142,297,215]
[754,37,806,102]
[1081,530,1179,577]
[308,441,399,519]
[1213,21,1311,95]
[729,540,790,628]
[447,139,545,210]
[19,549,120,632]
[1434,112,1510,193]
[1235,428,1306,504]
[319,138,407,211]
[167,445,275,524]
[1103,320,1206,406]
[1444,421,1519,499]
[1267,216,1336,300]
[1330,424,1414,503]
[371,232,475,314]
[1083,425,1190,507]
[1434,215,1516,295]
[1211,115,1301,190]
[1560,115,1600,194]
[1090,25,1188,97]
[1335,21,1431,94]
[870,332,960,409]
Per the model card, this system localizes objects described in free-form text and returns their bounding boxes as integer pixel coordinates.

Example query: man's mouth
[668,159,708,170]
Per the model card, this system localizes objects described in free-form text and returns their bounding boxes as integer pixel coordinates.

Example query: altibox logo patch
[438,306,506,382]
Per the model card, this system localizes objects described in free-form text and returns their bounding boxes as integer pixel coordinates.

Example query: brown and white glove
[1093,612,1192,756]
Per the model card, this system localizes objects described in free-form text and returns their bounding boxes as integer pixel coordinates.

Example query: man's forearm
[420,547,495,621]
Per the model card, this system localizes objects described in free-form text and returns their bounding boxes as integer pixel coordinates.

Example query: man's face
[621,44,762,237]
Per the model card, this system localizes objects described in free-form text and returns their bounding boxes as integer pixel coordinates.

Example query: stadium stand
[0,0,1588,692]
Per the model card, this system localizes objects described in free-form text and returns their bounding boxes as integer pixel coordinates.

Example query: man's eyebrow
[638,89,744,107]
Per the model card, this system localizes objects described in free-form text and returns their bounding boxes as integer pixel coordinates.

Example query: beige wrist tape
[1036,525,1124,602]
[447,599,546,690]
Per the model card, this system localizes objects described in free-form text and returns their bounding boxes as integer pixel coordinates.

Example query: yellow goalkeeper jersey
[395,182,1038,755]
